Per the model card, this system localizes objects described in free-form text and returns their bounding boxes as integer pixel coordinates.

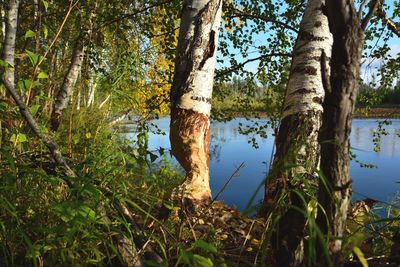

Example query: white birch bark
[261,0,333,265]
[2,0,18,86]
[1,8,6,41]
[170,0,222,207]
[264,0,333,206]
[87,75,97,107]
[51,39,85,130]
[171,0,222,116]
[76,89,81,110]
[282,0,332,119]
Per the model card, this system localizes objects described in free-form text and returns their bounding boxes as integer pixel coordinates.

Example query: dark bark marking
[198,30,216,70]
[315,21,322,27]
[289,87,317,96]
[298,30,327,42]
[283,104,292,112]
[190,95,211,104]
[292,65,318,75]
[320,3,329,17]
[312,96,322,104]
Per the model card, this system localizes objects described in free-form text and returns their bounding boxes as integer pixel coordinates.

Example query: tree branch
[361,0,381,30]
[230,9,299,33]
[1,75,77,180]
[377,5,400,37]
[358,0,369,17]
[215,53,292,79]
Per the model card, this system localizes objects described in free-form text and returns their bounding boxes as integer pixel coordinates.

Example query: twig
[212,162,245,204]
[215,53,291,79]
[230,9,299,33]
[361,0,381,30]
[239,219,256,257]
[377,4,400,37]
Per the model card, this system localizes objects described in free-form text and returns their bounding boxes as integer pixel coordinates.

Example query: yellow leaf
[219,234,228,240]
[353,246,368,267]
[85,132,92,139]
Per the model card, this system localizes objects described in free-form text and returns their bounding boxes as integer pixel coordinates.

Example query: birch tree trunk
[170,0,222,208]
[259,0,332,265]
[317,1,379,265]
[51,36,85,131]
[87,75,97,107]
[2,0,18,87]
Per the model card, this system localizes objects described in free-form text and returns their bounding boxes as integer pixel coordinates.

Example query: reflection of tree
[210,134,226,162]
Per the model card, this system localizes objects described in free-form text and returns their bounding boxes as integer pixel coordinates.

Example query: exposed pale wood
[170,0,223,207]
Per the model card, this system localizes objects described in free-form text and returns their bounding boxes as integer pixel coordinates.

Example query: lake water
[124,118,400,211]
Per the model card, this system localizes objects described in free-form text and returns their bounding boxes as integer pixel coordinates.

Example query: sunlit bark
[2,0,18,86]
[170,0,222,208]
[51,37,85,131]
[260,0,333,265]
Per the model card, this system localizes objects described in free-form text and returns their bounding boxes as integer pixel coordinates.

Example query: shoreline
[115,107,400,123]
[353,107,400,119]
[211,107,400,119]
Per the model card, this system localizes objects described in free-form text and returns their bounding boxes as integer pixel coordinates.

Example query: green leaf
[0,59,8,67]
[179,250,193,265]
[37,72,48,79]
[82,183,101,199]
[10,133,28,143]
[52,201,97,223]
[193,254,214,267]
[149,152,158,162]
[18,134,28,143]
[43,27,48,39]
[194,240,218,254]
[353,246,368,267]
[24,30,36,39]
[29,105,41,116]
[0,102,7,111]
[26,50,39,66]
[1,148,16,175]
[42,0,49,11]
[18,80,41,92]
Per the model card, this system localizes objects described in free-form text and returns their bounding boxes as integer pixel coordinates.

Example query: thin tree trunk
[2,0,18,86]
[76,88,81,110]
[33,0,41,54]
[1,5,6,41]
[87,75,96,107]
[317,0,379,265]
[51,36,85,130]
[259,0,332,265]
[170,0,222,209]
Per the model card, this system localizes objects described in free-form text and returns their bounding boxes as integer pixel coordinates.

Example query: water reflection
[124,118,400,211]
